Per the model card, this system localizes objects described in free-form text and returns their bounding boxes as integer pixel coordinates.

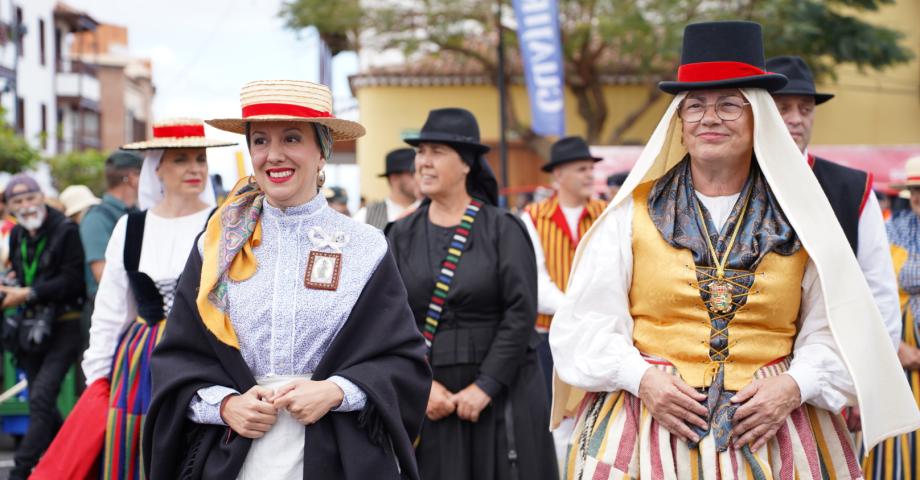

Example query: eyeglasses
[678,99,751,123]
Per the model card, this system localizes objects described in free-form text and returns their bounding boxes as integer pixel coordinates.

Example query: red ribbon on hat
[242,103,333,119]
[153,125,205,138]
[677,61,769,83]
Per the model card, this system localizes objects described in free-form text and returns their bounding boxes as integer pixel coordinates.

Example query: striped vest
[365,201,389,230]
[526,196,607,332]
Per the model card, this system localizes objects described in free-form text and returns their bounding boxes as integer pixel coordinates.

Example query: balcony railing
[55,58,100,105]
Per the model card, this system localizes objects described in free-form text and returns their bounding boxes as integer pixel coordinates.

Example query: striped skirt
[862,308,920,480]
[104,318,166,480]
[564,358,862,480]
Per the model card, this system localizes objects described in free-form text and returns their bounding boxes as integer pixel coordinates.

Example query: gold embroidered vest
[629,182,809,391]
[526,196,607,332]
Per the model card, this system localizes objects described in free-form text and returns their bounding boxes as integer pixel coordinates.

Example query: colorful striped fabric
[862,244,920,480]
[422,199,482,350]
[564,358,862,480]
[526,196,606,332]
[104,317,166,480]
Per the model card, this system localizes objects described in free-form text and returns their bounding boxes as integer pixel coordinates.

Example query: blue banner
[512,0,565,136]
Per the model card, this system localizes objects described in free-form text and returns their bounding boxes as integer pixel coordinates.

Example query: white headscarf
[137,149,217,211]
[552,88,920,451]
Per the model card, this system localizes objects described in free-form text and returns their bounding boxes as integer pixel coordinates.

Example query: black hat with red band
[659,21,788,95]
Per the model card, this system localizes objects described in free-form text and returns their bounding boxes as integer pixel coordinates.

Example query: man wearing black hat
[605,171,629,201]
[353,148,420,229]
[767,55,900,352]
[324,186,351,216]
[522,136,606,388]
[79,150,143,298]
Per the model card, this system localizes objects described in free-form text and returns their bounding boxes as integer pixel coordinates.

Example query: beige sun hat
[121,118,237,150]
[890,156,920,190]
[205,80,366,141]
[59,185,101,217]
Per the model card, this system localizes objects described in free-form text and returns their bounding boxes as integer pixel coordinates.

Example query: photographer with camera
[0,174,85,480]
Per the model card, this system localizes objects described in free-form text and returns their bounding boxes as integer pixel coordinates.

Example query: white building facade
[0,0,99,157]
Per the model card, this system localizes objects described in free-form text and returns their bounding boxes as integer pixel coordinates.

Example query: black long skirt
[416,350,558,480]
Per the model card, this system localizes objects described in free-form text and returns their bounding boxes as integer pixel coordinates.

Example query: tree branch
[435,43,498,73]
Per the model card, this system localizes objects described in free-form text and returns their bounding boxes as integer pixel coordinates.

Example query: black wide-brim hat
[542,136,601,172]
[765,55,834,104]
[378,148,416,177]
[659,21,788,94]
[405,108,491,155]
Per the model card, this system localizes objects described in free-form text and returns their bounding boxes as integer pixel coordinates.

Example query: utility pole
[496,0,509,207]
[10,2,21,134]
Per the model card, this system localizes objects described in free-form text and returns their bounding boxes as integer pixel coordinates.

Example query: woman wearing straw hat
[142,80,430,480]
[29,119,235,480]
[549,21,920,479]
[387,107,557,480]
[863,156,920,479]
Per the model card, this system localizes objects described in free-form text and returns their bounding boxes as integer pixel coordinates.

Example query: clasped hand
[221,380,345,438]
[426,380,491,422]
[639,368,801,451]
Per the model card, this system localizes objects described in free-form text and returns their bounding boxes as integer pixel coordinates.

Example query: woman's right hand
[221,386,278,439]
[898,342,920,370]
[426,380,456,422]
[638,367,709,442]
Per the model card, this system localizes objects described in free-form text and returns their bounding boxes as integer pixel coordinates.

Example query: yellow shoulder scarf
[196,176,264,349]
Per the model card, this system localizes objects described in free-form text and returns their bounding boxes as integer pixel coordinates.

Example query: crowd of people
[0,19,916,480]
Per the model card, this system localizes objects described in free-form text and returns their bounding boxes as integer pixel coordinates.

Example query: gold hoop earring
[317,170,326,188]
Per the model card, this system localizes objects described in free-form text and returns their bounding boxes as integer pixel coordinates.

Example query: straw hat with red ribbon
[892,156,920,191]
[206,80,365,140]
[121,118,237,150]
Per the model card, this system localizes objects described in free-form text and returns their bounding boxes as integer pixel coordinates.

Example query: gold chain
[694,187,753,279]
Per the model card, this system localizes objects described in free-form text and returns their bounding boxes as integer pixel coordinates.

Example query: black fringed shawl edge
[142,238,431,480]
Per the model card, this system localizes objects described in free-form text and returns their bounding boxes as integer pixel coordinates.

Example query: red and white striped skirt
[563,358,862,480]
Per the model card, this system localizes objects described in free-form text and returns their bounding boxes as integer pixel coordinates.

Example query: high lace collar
[262,192,327,222]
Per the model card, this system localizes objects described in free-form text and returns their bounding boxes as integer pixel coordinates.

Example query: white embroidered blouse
[188,193,387,424]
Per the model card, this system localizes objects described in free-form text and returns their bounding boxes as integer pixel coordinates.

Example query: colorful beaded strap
[422,199,483,351]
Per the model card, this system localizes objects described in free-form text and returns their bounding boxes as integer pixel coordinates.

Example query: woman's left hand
[730,374,801,451]
[271,380,345,425]
[451,384,491,423]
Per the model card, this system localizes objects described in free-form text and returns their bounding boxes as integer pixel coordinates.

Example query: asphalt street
[0,435,15,478]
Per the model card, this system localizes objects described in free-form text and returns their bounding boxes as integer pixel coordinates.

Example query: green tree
[0,126,41,174]
[0,103,41,173]
[281,0,912,144]
[47,149,108,195]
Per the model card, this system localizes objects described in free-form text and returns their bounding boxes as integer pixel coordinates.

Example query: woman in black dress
[387,108,557,480]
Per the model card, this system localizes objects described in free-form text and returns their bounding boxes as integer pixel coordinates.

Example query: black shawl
[142,243,431,479]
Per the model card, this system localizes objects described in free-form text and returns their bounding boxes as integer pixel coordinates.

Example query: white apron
[237,374,311,480]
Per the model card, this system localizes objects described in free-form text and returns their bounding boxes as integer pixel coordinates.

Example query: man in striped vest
[522,136,607,399]
[353,148,420,229]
